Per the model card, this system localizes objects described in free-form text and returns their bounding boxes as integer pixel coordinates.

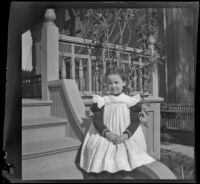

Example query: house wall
[165,8,195,105]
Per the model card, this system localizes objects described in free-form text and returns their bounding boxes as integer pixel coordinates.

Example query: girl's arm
[91,103,110,137]
[123,103,142,138]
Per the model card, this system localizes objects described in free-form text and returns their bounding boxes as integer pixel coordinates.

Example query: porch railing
[22,74,42,99]
[58,34,148,95]
[161,103,194,132]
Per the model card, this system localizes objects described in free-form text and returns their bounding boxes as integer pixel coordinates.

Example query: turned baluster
[79,58,84,91]
[61,54,67,79]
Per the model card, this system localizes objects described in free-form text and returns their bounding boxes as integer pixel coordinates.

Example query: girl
[79,67,155,179]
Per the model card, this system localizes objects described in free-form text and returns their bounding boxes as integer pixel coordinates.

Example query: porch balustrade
[58,34,149,95]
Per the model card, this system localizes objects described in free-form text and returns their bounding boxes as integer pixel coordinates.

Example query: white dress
[79,93,155,173]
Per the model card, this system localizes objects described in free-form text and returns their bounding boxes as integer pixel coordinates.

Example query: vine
[71,8,165,125]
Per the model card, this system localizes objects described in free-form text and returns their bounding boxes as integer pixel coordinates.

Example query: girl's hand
[112,133,128,145]
[105,132,118,142]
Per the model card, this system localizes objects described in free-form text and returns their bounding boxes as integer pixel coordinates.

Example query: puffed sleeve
[93,95,105,108]
[90,95,110,137]
[127,94,141,108]
[123,98,142,138]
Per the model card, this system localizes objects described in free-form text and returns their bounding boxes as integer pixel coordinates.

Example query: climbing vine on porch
[70,8,166,126]
[71,8,165,95]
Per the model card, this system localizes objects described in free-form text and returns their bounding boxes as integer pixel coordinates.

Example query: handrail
[138,161,177,179]
[59,34,143,54]
[48,79,92,141]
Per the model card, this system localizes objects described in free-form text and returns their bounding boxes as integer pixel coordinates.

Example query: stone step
[22,99,52,119]
[22,137,83,180]
[22,116,69,143]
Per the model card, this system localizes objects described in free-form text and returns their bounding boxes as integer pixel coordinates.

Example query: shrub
[160,149,194,180]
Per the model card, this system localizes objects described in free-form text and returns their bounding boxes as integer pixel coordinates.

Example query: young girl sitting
[79,67,155,179]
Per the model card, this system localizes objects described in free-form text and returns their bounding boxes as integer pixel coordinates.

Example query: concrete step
[22,116,69,143]
[22,99,52,119]
[22,137,83,180]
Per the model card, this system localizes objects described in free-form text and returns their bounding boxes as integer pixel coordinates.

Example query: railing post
[41,9,59,100]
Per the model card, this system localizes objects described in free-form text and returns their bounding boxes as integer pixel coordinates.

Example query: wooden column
[41,9,59,100]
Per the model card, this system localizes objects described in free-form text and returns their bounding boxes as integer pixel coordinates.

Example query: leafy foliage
[72,8,164,62]
[72,8,166,126]
[160,149,194,179]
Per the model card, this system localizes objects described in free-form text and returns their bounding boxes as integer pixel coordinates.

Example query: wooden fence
[161,103,194,132]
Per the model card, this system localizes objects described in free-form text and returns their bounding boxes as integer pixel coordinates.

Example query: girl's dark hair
[105,66,128,82]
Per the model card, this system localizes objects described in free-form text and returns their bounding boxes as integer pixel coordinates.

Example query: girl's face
[106,74,125,95]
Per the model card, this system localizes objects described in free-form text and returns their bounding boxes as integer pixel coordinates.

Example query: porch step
[22,99,52,119]
[22,137,83,180]
[22,116,69,142]
[22,137,81,158]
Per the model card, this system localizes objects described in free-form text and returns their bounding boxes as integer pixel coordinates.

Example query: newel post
[41,9,59,100]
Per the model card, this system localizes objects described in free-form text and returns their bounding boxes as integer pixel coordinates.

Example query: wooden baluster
[102,49,106,93]
[30,26,37,98]
[133,66,137,91]
[70,44,75,79]
[31,39,36,98]
[87,49,92,92]
[61,56,67,79]
[128,53,131,66]
[117,50,120,67]
[96,63,99,93]
[128,54,132,94]
[139,55,143,94]
[94,61,96,93]
[79,58,83,91]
